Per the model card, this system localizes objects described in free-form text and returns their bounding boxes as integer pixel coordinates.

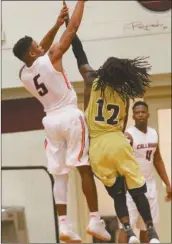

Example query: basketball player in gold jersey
[65,8,160,243]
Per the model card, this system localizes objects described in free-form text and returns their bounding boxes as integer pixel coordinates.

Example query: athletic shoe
[149,239,160,243]
[128,236,140,243]
[147,226,160,243]
[126,228,140,243]
[59,221,82,243]
[86,218,111,241]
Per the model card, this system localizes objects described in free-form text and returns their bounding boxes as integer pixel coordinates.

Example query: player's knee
[53,174,68,204]
[105,176,126,199]
[128,183,147,198]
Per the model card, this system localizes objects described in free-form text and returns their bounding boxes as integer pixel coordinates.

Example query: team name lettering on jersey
[137,143,157,149]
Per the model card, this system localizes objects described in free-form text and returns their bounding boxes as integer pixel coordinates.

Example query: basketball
[137,0,171,12]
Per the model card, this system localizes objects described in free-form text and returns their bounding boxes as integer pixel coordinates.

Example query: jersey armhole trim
[46,55,71,89]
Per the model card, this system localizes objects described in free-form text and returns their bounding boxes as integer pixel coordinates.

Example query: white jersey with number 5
[126,126,158,181]
[21,54,78,112]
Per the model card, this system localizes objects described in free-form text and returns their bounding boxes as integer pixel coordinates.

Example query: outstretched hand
[62,0,88,27]
[63,0,70,26]
[56,2,69,27]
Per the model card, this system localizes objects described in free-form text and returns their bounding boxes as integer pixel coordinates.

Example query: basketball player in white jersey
[12,1,110,243]
[118,101,172,243]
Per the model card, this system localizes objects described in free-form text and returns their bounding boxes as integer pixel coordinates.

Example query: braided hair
[95,56,151,101]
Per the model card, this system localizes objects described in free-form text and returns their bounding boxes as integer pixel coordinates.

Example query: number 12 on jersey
[95,98,120,125]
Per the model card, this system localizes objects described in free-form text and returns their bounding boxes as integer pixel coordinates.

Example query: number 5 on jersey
[95,98,120,125]
[33,74,48,96]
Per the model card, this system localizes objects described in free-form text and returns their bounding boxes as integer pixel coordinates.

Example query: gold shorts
[89,131,145,189]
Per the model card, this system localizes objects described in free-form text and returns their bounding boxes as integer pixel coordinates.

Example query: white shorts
[42,107,89,175]
[119,181,159,231]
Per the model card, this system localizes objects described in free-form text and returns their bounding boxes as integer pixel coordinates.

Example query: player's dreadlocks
[95,56,151,101]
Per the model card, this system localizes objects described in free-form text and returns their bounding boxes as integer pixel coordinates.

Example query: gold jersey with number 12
[85,80,127,138]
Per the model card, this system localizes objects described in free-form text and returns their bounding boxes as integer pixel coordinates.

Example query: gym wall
[2,1,171,89]
[2,1,171,243]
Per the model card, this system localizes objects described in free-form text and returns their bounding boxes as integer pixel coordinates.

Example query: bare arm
[65,9,96,79]
[68,32,96,109]
[124,132,133,146]
[39,5,68,53]
[153,145,171,201]
[39,25,61,54]
[64,7,96,110]
[50,0,86,63]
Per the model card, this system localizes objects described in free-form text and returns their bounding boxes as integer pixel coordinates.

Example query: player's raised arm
[64,2,96,110]
[50,0,87,62]
[39,5,68,53]
[64,7,96,86]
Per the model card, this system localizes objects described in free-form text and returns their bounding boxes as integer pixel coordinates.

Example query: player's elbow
[66,22,80,39]
[68,26,79,37]
[60,30,77,53]
[68,18,80,31]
